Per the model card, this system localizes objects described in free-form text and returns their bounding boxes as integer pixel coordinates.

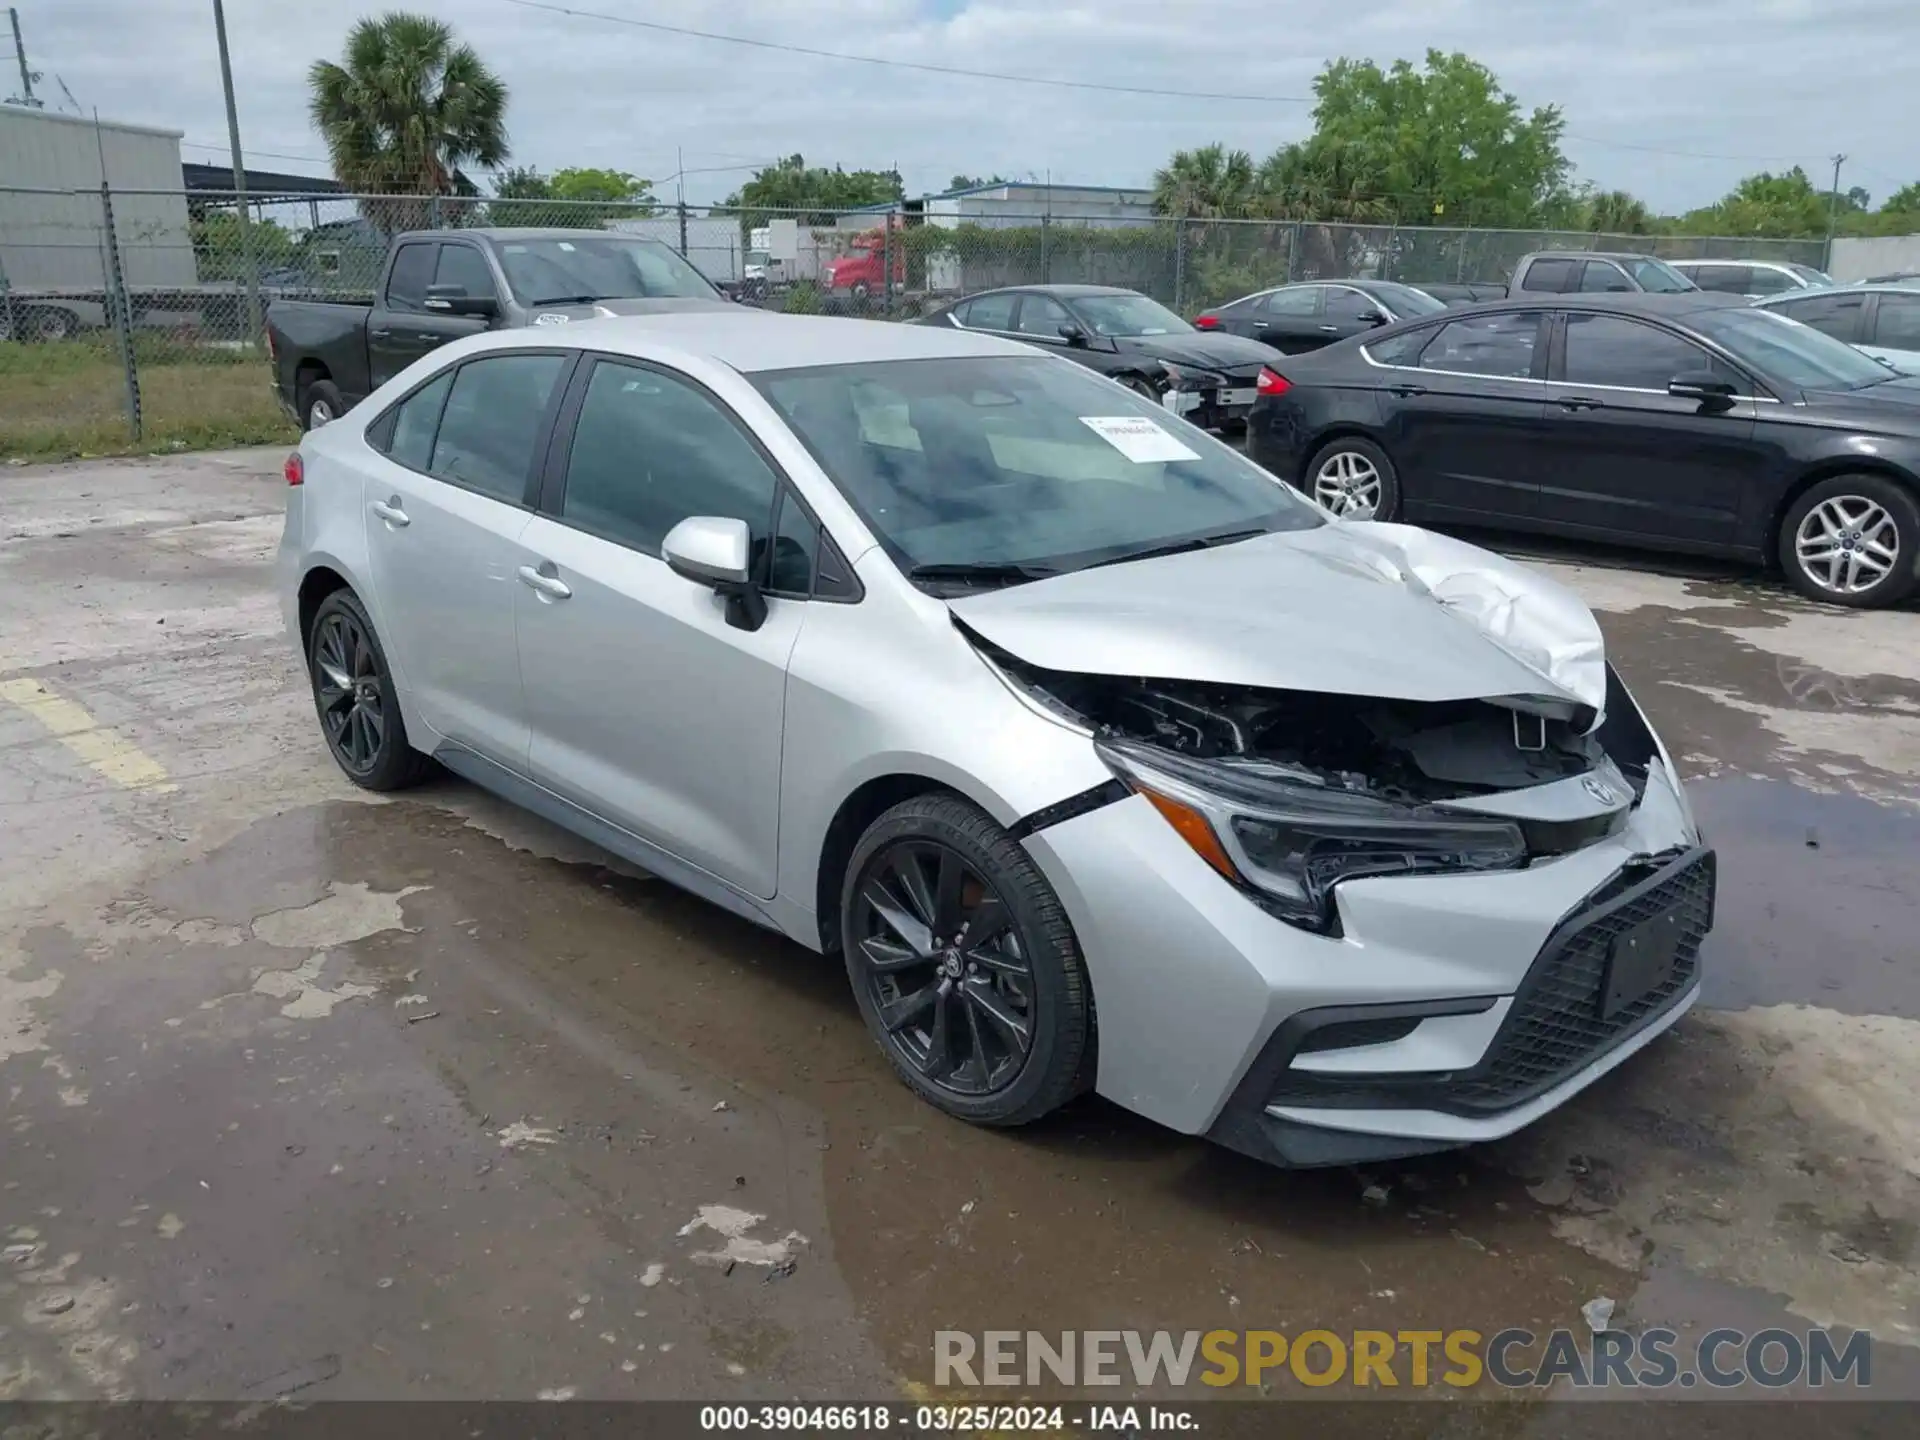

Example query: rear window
[1519,258,1573,293]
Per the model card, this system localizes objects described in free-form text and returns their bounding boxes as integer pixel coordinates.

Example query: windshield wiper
[906,561,1059,589]
[527,294,606,306]
[1083,527,1269,571]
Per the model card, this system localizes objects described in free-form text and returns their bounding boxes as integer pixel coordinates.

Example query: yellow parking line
[0,677,176,792]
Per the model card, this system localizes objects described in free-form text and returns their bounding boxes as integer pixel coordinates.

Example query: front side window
[1015,294,1074,339]
[1261,286,1320,316]
[1562,314,1732,390]
[494,237,718,306]
[1418,312,1544,378]
[957,293,1016,330]
[1744,267,1797,296]
[755,355,1319,583]
[1071,293,1190,337]
[386,370,453,470]
[1689,264,1750,294]
[1577,261,1635,294]
[560,360,780,558]
[1873,292,1920,350]
[385,243,436,313]
[435,244,496,298]
[1693,306,1888,390]
[428,353,567,502]
[1324,287,1383,321]
[1626,257,1695,293]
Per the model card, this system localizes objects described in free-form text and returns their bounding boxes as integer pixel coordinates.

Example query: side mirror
[1668,372,1737,408]
[1057,322,1089,346]
[1360,309,1390,326]
[424,283,499,318]
[661,515,766,631]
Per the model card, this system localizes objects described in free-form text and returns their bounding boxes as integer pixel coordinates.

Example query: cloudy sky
[15,0,1918,213]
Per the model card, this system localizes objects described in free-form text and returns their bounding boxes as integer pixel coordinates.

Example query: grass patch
[0,340,296,462]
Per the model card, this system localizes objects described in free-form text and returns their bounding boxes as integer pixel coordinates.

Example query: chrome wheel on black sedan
[1779,474,1920,609]
[841,794,1093,1126]
[1304,436,1401,522]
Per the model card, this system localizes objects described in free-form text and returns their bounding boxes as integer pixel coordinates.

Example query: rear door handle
[369,327,392,340]
[517,563,572,601]
[1557,396,1603,412]
[413,332,439,343]
[1317,324,1341,332]
[369,498,409,527]
[1388,384,1428,397]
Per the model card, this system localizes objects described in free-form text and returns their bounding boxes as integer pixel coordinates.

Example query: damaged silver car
[279,312,1713,1167]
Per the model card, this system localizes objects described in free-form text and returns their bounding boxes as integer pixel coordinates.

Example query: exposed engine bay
[979,637,1661,821]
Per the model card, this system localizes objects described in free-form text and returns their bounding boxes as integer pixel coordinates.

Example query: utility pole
[9,8,42,107]
[1824,153,1848,273]
[675,144,688,257]
[211,0,263,348]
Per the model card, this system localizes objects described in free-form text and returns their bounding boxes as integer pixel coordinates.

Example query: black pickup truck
[265,227,736,429]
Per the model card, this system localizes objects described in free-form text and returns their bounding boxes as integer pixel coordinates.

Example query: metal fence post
[1287,222,1300,282]
[1172,219,1187,314]
[882,211,894,316]
[98,182,142,443]
[1040,212,1051,284]
[677,200,689,258]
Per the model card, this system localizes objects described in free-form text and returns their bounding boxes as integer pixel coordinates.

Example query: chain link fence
[0,181,1834,459]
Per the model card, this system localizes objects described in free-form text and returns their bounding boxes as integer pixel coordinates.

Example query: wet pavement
[1,449,1917,1418]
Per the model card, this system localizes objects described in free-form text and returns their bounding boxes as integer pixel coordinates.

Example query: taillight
[284,452,304,486]
[1256,367,1291,397]
[1193,314,1220,329]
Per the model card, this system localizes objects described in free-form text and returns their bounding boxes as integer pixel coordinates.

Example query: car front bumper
[1020,758,1709,1166]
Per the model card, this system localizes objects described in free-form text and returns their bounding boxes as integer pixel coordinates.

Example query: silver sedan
[277,310,1712,1167]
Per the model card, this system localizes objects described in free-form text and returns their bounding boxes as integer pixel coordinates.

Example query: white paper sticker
[533,312,572,326]
[1079,415,1200,464]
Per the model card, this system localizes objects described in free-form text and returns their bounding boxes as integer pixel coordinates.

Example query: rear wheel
[307,590,434,791]
[301,378,344,431]
[1778,474,1919,608]
[1304,435,1401,521]
[840,794,1093,1127]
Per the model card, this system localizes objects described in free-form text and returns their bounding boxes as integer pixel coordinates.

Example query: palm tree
[310,12,508,229]
[1584,189,1652,236]
[1152,145,1259,220]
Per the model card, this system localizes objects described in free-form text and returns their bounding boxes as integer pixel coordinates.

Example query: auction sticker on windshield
[1081,415,1200,464]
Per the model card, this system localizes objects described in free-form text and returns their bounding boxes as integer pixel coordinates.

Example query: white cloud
[15,0,1919,212]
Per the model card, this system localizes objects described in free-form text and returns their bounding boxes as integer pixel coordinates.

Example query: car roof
[1417,292,1751,320]
[962,283,1142,299]
[1670,257,1805,269]
[1521,251,1680,263]
[1756,280,1920,303]
[398,227,671,243]
[465,309,1039,372]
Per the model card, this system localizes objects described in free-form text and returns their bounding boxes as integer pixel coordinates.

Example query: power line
[497,0,1316,104]
[1561,132,1831,165]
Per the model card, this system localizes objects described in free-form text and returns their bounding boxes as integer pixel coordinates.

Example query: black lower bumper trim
[1008,779,1129,842]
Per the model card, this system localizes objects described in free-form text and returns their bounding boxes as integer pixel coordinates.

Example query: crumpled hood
[949,521,1608,718]
[1111,331,1280,371]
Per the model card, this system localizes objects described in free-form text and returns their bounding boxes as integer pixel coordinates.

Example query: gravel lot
[2,447,1916,1418]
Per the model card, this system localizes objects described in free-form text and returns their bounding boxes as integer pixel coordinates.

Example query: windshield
[1791,264,1835,286]
[1691,306,1894,390]
[754,356,1322,583]
[494,237,718,305]
[1627,258,1695,293]
[1070,293,1192,337]
[1378,282,1448,316]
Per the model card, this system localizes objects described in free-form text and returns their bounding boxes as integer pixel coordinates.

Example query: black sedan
[916,284,1282,430]
[1192,279,1448,351]
[1247,292,1920,608]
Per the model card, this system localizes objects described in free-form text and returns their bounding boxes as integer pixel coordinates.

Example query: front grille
[1268,849,1714,1117]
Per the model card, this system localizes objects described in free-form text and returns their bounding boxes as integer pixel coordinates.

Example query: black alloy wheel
[853,841,1035,1096]
[307,589,433,791]
[842,793,1093,1126]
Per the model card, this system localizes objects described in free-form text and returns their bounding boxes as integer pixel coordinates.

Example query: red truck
[821,221,907,301]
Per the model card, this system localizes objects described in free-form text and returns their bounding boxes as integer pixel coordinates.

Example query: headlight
[1096,734,1527,934]
[1159,363,1222,392]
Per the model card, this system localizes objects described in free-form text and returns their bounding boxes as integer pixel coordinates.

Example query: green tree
[1582,188,1653,234]
[549,167,655,214]
[1152,144,1259,219]
[190,212,296,280]
[1882,182,1920,214]
[722,154,903,222]
[1675,167,1829,238]
[309,11,509,231]
[947,174,1009,192]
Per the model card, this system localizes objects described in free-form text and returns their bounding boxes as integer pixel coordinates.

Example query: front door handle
[414,332,440,343]
[370,497,409,527]
[369,327,392,341]
[517,563,572,600]
[1557,396,1604,412]
[1317,324,1341,333]
[1388,384,1428,397]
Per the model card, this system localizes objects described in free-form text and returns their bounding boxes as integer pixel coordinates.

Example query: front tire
[1304,435,1400,521]
[1778,474,1919,608]
[307,590,434,791]
[840,794,1094,1127]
